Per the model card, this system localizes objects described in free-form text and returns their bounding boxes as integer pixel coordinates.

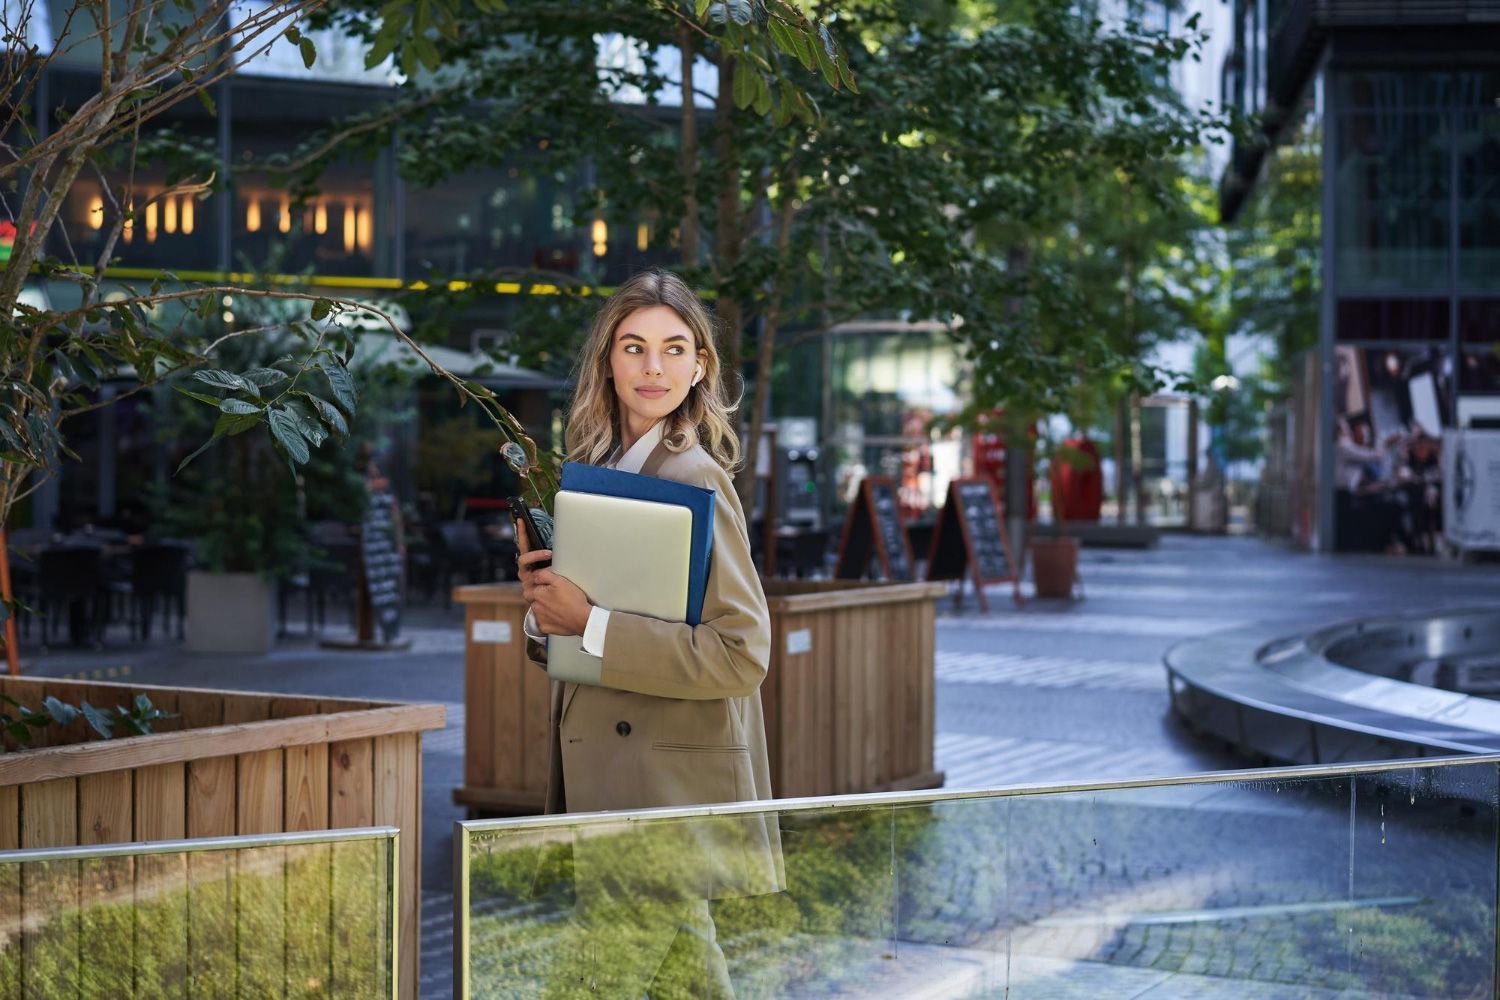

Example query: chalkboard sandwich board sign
[321,477,413,651]
[925,477,1022,611]
[834,477,915,582]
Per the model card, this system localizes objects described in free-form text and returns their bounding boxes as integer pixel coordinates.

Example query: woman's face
[609,305,703,427]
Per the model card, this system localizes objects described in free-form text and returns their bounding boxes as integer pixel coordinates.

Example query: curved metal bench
[1165,609,1500,766]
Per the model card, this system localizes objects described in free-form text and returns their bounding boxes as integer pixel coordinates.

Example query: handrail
[458,752,1500,834]
[0,824,400,864]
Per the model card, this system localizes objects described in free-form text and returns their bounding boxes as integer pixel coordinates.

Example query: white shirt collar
[610,420,665,474]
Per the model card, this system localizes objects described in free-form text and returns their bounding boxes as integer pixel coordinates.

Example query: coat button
[615,721,631,737]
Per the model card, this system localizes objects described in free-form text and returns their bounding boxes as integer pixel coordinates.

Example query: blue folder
[559,462,715,625]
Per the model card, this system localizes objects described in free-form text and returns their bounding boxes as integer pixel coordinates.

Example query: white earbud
[693,364,703,385]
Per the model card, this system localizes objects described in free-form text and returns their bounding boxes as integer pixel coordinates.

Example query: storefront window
[405,166,581,280]
[1333,109,1450,292]
[231,128,390,277]
[1459,109,1500,291]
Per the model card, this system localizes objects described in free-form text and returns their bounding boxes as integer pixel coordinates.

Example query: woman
[517,269,782,998]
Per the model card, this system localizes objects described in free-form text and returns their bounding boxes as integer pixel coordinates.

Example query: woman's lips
[635,386,669,398]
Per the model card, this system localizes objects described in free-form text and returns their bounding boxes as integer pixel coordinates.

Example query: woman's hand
[517,522,592,636]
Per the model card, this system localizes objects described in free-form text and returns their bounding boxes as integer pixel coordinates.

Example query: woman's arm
[595,463,771,701]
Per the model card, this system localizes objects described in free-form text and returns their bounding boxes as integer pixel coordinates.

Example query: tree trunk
[736,195,796,515]
[678,24,699,267]
[712,53,743,421]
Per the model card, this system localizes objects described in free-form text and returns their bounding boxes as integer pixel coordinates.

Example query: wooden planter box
[0,675,443,1000]
[453,579,945,813]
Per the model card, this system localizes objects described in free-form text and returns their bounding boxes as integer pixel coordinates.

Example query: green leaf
[310,298,333,322]
[365,27,401,69]
[81,702,114,739]
[193,369,257,396]
[42,696,77,726]
[752,73,773,116]
[791,27,818,70]
[303,394,349,442]
[695,0,711,16]
[725,0,752,25]
[173,386,223,407]
[267,407,311,465]
[134,694,152,715]
[218,398,260,415]
[317,357,358,416]
[732,61,756,110]
[299,36,317,69]
[242,367,290,389]
[285,26,301,44]
[284,398,329,448]
[812,31,840,89]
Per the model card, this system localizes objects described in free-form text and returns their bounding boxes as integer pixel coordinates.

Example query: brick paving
[19,535,1500,997]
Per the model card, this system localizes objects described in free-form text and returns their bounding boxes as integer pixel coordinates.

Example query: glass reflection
[463,761,1499,998]
[0,833,394,998]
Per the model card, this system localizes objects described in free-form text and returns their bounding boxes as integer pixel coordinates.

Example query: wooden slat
[285,743,329,834]
[21,779,78,997]
[78,852,134,1000]
[78,771,132,846]
[465,608,496,792]
[0,704,445,785]
[22,857,80,999]
[0,848,18,1000]
[184,849,234,1000]
[284,840,333,1000]
[186,757,236,840]
[374,734,419,1000]
[235,751,281,836]
[173,691,224,733]
[329,739,374,829]
[234,844,285,1000]
[0,785,17,850]
[285,736,332,999]
[135,764,188,1000]
[0,771,18,995]
[330,836,382,995]
[329,737,376,994]
[221,695,269,726]
[235,750,284,999]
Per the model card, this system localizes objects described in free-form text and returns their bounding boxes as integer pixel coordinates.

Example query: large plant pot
[451,578,948,813]
[0,675,444,998]
[1031,535,1080,599]
[184,570,274,654]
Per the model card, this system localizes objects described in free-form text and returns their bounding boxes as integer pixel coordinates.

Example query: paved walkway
[18,535,1500,997]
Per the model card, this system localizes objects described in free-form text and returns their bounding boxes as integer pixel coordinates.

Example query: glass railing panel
[458,758,1500,999]
[0,827,397,1000]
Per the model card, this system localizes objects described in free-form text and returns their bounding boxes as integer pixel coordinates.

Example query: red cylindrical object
[1053,437,1102,522]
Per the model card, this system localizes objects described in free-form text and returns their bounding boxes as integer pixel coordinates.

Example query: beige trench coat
[527,439,785,901]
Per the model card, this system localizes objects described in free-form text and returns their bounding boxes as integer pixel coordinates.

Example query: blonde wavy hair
[565,269,741,471]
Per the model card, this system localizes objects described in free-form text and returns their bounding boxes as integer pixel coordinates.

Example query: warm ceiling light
[278,196,291,234]
[164,196,177,234]
[636,222,648,252]
[356,203,372,252]
[343,202,356,253]
[145,201,157,243]
[86,195,103,230]
[181,196,194,235]
[591,218,607,245]
[314,201,327,235]
[246,198,261,233]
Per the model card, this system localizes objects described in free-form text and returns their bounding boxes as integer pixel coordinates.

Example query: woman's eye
[667,346,684,355]
[623,344,641,354]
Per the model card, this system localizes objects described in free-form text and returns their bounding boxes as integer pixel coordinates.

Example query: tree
[294,0,1224,510]
[0,0,842,667]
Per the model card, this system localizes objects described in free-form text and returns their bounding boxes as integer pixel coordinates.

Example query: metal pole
[0,528,20,675]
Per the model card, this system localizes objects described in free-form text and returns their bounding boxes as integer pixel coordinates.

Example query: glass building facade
[1222,2,1500,552]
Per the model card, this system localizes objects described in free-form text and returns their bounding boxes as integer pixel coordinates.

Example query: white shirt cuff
[580,606,610,657]
[522,607,545,642]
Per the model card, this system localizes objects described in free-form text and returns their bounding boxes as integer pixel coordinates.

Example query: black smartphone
[506,496,552,570]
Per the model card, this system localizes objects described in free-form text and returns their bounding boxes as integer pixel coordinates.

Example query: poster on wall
[1332,346,1450,554]
[1443,429,1500,554]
